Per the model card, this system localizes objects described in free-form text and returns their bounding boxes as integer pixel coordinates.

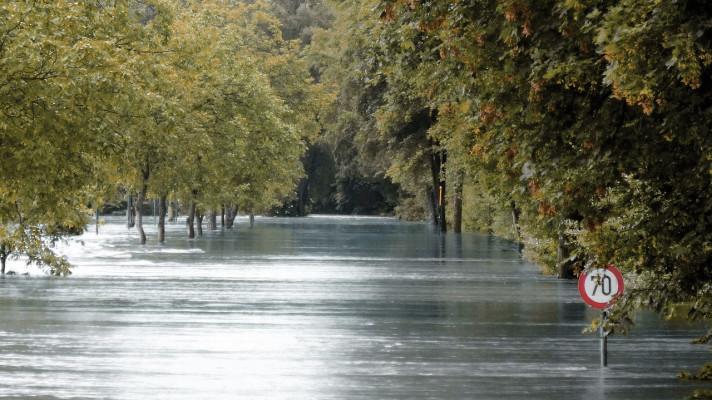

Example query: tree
[0,1,146,274]
[338,0,711,379]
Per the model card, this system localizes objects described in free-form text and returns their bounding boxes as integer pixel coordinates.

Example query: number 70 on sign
[578,265,625,309]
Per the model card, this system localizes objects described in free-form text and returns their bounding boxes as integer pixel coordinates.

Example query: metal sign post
[578,265,624,368]
[600,310,608,367]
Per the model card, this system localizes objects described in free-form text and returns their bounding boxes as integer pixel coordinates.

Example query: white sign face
[584,269,620,304]
[578,265,625,309]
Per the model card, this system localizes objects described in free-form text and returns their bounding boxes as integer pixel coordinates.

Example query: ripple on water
[0,216,709,400]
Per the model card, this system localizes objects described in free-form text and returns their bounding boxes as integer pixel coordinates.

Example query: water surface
[0,216,709,399]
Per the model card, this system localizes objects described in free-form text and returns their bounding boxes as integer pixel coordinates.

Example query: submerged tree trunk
[196,211,204,237]
[127,194,135,228]
[135,166,149,245]
[429,145,448,232]
[221,206,225,228]
[0,244,8,275]
[167,201,177,222]
[135,193,146,244]
[426,185,437,226]
[249,213,255,228]
[453,170,464,234]
[438,173,447,233]
[429,147,441,228]
[225,205,237,229]
[95,207,100,235]
[296,179,308,216]
[225,207,233,229]
[511,200,524,253]
[440,151,448,233]
[187,200,196,239]
[158,194,167,243]
[431,148,447,233]
[208,211,217,230]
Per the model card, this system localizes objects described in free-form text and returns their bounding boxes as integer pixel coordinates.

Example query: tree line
[1,0,710,384]
[0,0,324,275]
[306,0,711,381]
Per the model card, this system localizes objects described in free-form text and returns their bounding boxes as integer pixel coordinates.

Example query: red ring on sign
[578,264,625,309]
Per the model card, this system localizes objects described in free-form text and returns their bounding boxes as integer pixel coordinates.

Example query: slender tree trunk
[221,205,225,228]
[187,200,196,239]
[95,207,100,235]
[167,201,176,222]
[434,150,447,233]
[226,207,233,229]
[453,170,464,234]
[135,165,149,245]
[136,190,147,245]
[225,205,237,229]
[438,182,447,233]
[429,144,442,229]
[296,179,308,216]
[196,211,204,237]
[208,211,217,230]
[127,194,135,228]
[0,245,7,275]
[158,194,167,243]
[511,200,524,253]
[426,185,437,226]
[438,180,447,233]
[249,213,255,228]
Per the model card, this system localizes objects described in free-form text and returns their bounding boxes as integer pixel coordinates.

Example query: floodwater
[0,216,709,400]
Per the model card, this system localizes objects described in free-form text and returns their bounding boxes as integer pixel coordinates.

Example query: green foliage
[0,1,133,274]
[0,0,318,272]
[311,0,711,371]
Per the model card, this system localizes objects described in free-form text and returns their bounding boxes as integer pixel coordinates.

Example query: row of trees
[309,0,711,380]
[0,1,323,275]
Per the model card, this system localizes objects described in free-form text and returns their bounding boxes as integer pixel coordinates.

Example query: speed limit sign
[578,265,624,309]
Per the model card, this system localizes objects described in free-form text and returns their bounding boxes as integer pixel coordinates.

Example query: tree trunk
[136,192,146,245]
[158,194,167,243]
[221,205,225,228]
[453,170,464,234]
[196,211,204,237]
[249,213,255,228]
[127,194,135,228]
[296,179,308,216]
[426,185,437,226]
[511,200,524,253]
[225,205,237,229]
[438,180,447,233]
[95,207,100,235]
[226,207,233,229]
[0,245,7,275]
[187,200,196,239]
[208,211,217,230]
[435,150,448,233]
[429,143,442,229]
[167,201,177,222]
[135,166,149,245]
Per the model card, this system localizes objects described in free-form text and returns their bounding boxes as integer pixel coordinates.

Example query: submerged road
[0,216,709,399]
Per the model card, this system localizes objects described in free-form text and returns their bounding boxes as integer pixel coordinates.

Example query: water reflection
[0,216,709,399]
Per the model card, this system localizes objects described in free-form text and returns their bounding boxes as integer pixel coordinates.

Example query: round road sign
[578,265,624,309]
